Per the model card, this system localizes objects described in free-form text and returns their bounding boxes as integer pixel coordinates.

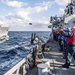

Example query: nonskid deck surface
[26,40,75,75]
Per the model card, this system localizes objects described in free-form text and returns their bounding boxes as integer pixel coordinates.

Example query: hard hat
[63,27,71,31]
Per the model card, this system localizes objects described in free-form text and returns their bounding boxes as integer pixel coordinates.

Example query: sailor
[52,26,59,41]
[66,3,73,16]
[66,5,69,15]
[62,26,75,68]
[62,27,72,58]
[69,3,73,15]
[58,27,71,52]
[58,26,64,51]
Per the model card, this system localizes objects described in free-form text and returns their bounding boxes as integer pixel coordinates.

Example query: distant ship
[0,25,9,43]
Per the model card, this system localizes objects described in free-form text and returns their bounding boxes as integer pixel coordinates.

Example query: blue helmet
[63,27,71,31]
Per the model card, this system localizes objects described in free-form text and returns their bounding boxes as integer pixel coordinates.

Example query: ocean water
[0,31,50,75]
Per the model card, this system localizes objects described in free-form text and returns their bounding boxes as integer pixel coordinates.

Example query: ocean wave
[0,31,50,75]
[0,55,21,72]
[0,45,27,61]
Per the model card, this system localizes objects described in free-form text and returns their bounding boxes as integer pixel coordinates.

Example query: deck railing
[4,58,27,75]
[4,35,46,75]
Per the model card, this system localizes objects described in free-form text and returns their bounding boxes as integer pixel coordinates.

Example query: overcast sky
[0,0,69,31]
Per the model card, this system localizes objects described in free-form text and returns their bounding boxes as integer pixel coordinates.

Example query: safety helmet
[71,26,75,31]
[63,27,71,31]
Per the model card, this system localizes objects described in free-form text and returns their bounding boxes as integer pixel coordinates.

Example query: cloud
[5,11,50,26]
[55,0,68,5]
[3,11,50,31]
[0,7,50,31]
[34,6,48,13]
[0,1,56,31]
[1,0,27,8]
[59,8,64,14]
[5,3,50,22]
[0,0,51,31]
[31,17,50,25]
[36,0,68,7]
[36,1,54,9]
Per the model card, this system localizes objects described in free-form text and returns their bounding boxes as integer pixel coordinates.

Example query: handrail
[4,43,38,75]
[4,58,26,75]
[4,35,46,75]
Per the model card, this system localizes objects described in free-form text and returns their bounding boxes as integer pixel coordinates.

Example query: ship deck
[26,40,75,75]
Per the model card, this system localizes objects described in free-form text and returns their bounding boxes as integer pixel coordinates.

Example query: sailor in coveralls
[62,26,75,68]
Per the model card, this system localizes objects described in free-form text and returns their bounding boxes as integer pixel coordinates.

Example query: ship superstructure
[49,0,75,28]
[0,25,9,42]
[48,0,75,40]
[64,0,75,27]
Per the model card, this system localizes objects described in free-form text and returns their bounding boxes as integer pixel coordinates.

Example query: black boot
[62,64,70,68]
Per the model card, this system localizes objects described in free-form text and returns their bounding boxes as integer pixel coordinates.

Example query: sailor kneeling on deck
[62,26,75,68]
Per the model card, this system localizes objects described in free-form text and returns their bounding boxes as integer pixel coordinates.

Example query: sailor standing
[62,26,75,68]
